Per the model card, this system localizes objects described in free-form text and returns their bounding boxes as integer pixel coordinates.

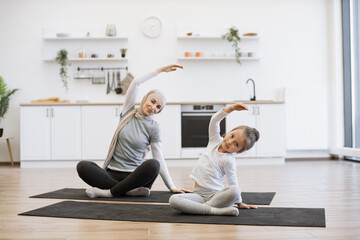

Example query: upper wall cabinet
[43,27,129,62]
[176,27,260,61]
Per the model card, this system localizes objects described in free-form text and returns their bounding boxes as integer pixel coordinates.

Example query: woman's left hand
[237,202,258,209]
[171,188,193,193]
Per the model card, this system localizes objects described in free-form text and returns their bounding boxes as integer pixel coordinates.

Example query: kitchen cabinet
[81,105,121,160]
[43,27,128,62]
[177,27,260,61]
[20,106,51,160]
[152,105,181,159]
[20,104,181,166]
[226,104,285,158]
[20,103,284,167]
[20,106,82,161]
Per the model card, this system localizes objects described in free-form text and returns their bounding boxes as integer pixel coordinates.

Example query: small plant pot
[120,48,127,58]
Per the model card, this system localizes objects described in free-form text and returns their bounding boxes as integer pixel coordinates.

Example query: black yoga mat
[19,201,326,227]
[30,188,275,205]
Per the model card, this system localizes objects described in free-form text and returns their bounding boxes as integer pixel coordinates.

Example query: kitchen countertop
[20,100,284,106]
[20,100,285,106]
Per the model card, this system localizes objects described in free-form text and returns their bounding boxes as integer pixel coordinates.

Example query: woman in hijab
[77,64,191,198]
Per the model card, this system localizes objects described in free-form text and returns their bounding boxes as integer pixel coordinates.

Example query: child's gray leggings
[169,186,241,215]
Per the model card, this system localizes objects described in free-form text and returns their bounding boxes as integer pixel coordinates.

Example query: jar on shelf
[78,49,87,58]
[184,52,193,57]
[106,24,117,37]
[248,52,257,58]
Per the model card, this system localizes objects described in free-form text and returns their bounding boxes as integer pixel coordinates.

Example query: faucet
[246,78,256,101]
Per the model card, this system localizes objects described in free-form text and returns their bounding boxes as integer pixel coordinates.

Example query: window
[342,0,360,160]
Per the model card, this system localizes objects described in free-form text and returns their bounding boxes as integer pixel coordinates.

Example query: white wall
[0,0,342,163]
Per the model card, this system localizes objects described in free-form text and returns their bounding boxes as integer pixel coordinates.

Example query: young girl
[77,64,191,198]
[169,103,259,216]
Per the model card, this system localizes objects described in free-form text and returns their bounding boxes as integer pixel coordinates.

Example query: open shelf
[177,36,260,40]
[44,58,128,62]
[176,26,261,64]
[44,36,128,40]
[177,57,260,61]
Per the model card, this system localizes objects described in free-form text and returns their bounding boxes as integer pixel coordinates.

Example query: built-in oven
[181,104,225,158]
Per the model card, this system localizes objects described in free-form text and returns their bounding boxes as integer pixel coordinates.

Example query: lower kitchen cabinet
[256,104,286,157]
[21,103,283,166]
[152,105,181,159]
[81,105,121,160]
[226,103,285,158]
[20,104,181,166]
[20,106,51,160]
[20,106,82,161]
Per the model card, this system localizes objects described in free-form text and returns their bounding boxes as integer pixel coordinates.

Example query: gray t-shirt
[108,107,161,171]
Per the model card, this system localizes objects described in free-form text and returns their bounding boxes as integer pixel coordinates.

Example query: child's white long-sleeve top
[190,108,242,202]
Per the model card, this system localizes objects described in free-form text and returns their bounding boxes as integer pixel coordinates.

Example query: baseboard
[20,160,103,168]
[165,159,198,167]
[20,158,285,168]
[285,150,330,159]
[165,158,285,167]
[236,157,285,165]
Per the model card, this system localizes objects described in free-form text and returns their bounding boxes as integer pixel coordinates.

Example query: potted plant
[222,26,242,64]
[0,76,19,137]
[55,49,71,91]
[120,48,128,58]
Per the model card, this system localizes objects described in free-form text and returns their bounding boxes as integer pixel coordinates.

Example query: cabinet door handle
[115,107,119,116]
[46,108,49,117]
[257,106,260,115]
[51,108,54,117]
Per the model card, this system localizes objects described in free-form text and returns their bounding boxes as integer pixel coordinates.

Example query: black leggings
[76,159,160,197]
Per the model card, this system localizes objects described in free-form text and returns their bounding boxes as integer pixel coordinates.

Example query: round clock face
[142,16,162,38]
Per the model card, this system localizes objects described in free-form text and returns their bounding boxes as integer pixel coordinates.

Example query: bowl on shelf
[242,33,258,37]
[56,33,71,37]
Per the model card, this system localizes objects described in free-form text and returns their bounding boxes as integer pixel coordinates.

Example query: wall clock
[142,16,163,38]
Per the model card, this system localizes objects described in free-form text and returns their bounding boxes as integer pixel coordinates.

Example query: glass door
[343,0,360,160]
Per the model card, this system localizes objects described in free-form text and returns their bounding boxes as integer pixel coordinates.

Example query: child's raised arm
[208,103,248,142]
[223,103,248,114]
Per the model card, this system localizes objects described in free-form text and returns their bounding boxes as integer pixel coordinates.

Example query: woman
[77,64,191,198]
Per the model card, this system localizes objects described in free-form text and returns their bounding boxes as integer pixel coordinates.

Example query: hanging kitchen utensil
[92,70,105,84]
[106,71,111,94]
[73,70,91,80]
[115,70,122,94]
[120,73,134,95]
[111,70,116,91]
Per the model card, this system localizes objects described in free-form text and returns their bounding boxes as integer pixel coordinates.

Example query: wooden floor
[1,159,360,240]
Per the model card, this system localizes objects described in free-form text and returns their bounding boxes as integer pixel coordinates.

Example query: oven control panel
[181,104,225,112]
[193,105,214,110]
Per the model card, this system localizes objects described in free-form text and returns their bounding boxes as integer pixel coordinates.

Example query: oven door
[181,112,225,148]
